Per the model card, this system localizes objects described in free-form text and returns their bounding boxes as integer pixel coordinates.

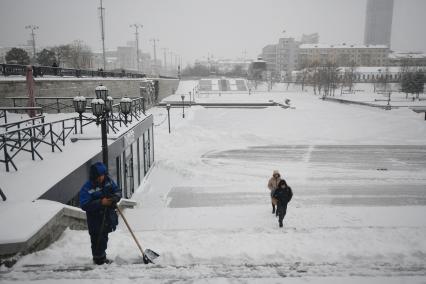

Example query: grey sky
[0,0,425,65]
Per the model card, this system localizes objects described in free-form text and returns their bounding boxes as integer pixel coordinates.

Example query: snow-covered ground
[2,81,426,283]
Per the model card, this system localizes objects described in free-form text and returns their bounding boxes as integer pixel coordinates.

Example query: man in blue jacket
[79,162,121,265]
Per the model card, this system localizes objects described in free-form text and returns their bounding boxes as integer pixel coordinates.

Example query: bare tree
[52,40,93,69]
[319,61,339,97]
[340,61,357,95]
[376,66,391,93]
[52,44,71,67]
[68,40,93,69]
[298,60,309,92]
[308,60,320,95]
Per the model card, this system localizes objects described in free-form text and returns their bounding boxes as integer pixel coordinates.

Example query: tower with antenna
[98,0,106,70]
[130,24,143,72]
[150,38,159,74]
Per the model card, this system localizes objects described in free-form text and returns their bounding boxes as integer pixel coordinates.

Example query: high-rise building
[276,38,299,77]
[261,44,277,75]
[364,0,394,47]
[261,38,300,79]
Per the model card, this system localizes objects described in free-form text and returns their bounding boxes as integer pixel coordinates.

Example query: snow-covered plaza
[2,81,426,283]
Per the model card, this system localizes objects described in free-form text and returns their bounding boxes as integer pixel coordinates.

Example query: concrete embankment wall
[0,77,179,107]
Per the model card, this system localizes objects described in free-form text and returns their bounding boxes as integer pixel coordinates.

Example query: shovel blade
[142,249,160,264]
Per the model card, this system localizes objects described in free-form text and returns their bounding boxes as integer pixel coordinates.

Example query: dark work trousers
[90,230,109,260]
[271,190,276,212]
[277,203,288,223]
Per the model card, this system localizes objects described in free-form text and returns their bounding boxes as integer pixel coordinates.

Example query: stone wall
[0,78,179,108]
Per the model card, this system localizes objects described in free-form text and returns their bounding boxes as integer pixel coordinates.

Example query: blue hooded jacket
[79,162,121,235]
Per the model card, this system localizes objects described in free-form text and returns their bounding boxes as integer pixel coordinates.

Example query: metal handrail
[2,117,76,135]
[9,97,75,113]
[0,117,78,171]
[0,63,146,79]
[0,115,45,132]
[8,97,146,114]
[0,107,43,124]
[1,98,148,171]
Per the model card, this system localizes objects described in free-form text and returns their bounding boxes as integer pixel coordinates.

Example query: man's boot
[93,256,112,265]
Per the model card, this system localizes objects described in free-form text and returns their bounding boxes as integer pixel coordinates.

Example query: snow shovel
[0,187,6,201]
[116,206,159,264]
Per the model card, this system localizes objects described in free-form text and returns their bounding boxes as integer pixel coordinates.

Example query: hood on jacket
[272,170,280,176]
[90,162,107,182]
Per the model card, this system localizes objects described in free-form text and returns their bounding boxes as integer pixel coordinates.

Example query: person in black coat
[272,179,293,227]
[79,162,121,265]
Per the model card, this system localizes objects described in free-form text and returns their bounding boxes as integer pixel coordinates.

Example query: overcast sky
[0,0,425,65]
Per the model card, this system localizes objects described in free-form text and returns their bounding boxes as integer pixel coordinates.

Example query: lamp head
[95,85,108,101]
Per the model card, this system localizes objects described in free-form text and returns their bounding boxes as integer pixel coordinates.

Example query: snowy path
[2,88,426,282]
[4,204,426,281]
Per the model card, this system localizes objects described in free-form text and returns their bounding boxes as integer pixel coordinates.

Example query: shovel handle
[116,206,145,257]
[0,188,6,201]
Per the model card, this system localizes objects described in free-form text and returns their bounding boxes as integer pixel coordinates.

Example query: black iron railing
[0,107,43,124]
[0,117,78,172]
[1,97,147,171]
[0,63,146,79]
[9,97,75,113]
[8,97,147,114]
[0,115,45,133]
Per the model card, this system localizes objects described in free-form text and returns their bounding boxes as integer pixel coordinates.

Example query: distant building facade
[214,59,250,73]
[261,44,277,75]
[276,37,299,78]
[388,52,426,67]
[364,0,394,47]
[298,44,389,67]
[260,37,301,79]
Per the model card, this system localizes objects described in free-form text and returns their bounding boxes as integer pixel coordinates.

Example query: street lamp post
[91,97,109,168]
[73,96,87,134]
[141,97,146,115]
[181,95,185,118]
[386,92,391,110]
[374,69,382,93]
[119,97,132,124]
[93,85,109,167]
[73,85,133,171]
[166,104,171,133]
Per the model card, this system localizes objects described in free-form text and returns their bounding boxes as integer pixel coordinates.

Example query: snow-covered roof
[353,66,402,73]
[300,43,388,49]
[389,52,426,59]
